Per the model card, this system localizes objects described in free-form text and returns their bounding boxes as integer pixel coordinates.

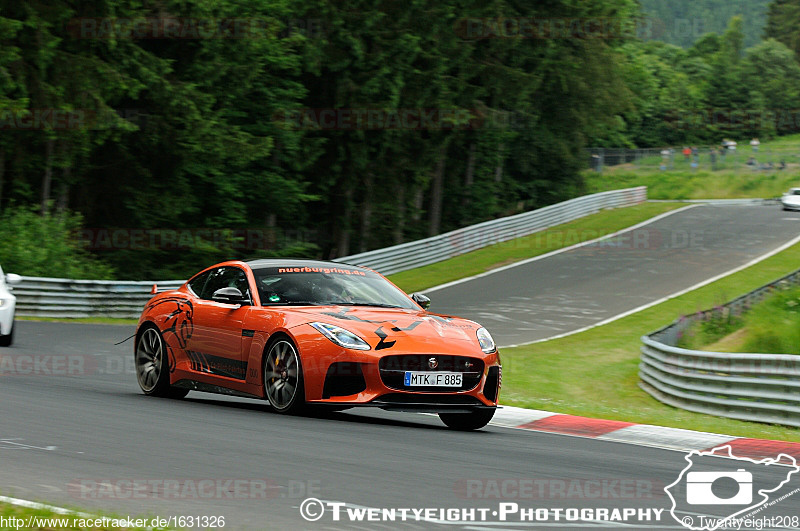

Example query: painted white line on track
[0,439,58,451]
[594,424,735,451]
[493,422,734,456]
[424,204,701,295]
[486,405,557,428]
[500,231,800,348]
[0,494,91,517]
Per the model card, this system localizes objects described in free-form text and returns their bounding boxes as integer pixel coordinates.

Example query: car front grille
[378,354,484,392]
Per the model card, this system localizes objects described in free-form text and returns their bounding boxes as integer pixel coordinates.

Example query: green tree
[640,0,770,48]
[765,0,800,57]
[742,39,800,136]
[0,205,114,278]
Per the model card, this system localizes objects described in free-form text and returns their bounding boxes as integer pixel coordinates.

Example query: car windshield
[252,265,418,309]
[792,190,800,196]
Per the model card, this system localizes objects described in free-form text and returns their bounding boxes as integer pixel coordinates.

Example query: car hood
[285,306,484,353]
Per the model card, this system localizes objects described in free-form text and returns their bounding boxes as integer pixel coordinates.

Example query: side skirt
[173,379,263,400]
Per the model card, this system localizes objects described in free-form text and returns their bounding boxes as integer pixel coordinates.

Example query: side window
[199,267,252,303]
[187,270,211,297]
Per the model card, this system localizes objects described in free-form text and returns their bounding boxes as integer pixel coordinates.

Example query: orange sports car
[134,259,501,430]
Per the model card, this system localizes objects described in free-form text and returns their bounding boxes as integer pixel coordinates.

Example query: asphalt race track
[2,203,800,530]
[429,204,800,346]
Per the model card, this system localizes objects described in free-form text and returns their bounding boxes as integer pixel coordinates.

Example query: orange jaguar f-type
[135,259,501,430]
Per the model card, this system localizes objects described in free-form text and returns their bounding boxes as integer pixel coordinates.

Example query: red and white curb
[491,405,800,460]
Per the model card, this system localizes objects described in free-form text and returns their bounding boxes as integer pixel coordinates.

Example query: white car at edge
[0,265,22,347]
[781,188,800,211]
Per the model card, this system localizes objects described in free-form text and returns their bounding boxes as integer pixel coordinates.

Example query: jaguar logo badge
[428,357,438,369]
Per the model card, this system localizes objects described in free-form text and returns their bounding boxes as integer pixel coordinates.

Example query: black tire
[135,325,189,399]
[263,336,305,414]
[0,321,13,347]
[439,409,495,431]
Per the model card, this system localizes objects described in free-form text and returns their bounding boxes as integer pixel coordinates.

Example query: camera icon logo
[686,469,752,505]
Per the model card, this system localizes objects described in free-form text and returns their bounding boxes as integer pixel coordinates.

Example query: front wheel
[264,338,305,414]
[439,409,495,431]
[135,326,189,398]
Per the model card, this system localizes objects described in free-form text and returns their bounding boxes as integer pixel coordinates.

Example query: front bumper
[0,298,15,336]
[356,394,497,413]
[306,354,502,411]
[290,323,502,411]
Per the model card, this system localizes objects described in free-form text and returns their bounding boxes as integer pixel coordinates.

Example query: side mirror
[5,273,22,285]
[411,292,430,310]
[212,287,248,305]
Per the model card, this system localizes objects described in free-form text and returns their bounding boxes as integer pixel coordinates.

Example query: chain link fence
[588,145,800,173]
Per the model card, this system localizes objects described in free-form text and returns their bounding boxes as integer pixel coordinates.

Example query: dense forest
[1,0,799,279]
[639,0,770,48]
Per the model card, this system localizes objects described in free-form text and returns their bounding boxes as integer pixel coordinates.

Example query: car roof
[245,258,368,272]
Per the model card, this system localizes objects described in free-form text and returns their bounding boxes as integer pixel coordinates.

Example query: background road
[429,204,800,345]
[2,204,800,529]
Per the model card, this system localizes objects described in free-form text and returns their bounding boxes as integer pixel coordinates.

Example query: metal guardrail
[14,278,184,319]
[336,187,647,275]
[11,187,646,319]
[639,269,800,428]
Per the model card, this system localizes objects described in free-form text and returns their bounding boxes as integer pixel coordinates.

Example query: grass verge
[583,133,800,200]
[499,240,800,442]
[583,168,800,200]
[0,500,175,530]
[388,202,684,293]
[680,285,800,355]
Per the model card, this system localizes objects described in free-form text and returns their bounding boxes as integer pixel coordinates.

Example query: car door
[185,266,252,380]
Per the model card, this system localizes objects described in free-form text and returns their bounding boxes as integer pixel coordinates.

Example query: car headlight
[476,327,496,353]
[310,322,371,350]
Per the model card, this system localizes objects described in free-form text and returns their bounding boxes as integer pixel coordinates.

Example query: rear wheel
[135,326,189,398]
[0,321,13,347]
[264,337,305,414]
[439,409,495,431]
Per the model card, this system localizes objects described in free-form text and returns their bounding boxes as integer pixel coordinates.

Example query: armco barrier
[334,187,647,274]
[13,278,184,319]
[11,188,647,318]
[639,268,800,428]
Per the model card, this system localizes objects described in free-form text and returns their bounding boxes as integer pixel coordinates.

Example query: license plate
[403,371,462,387]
